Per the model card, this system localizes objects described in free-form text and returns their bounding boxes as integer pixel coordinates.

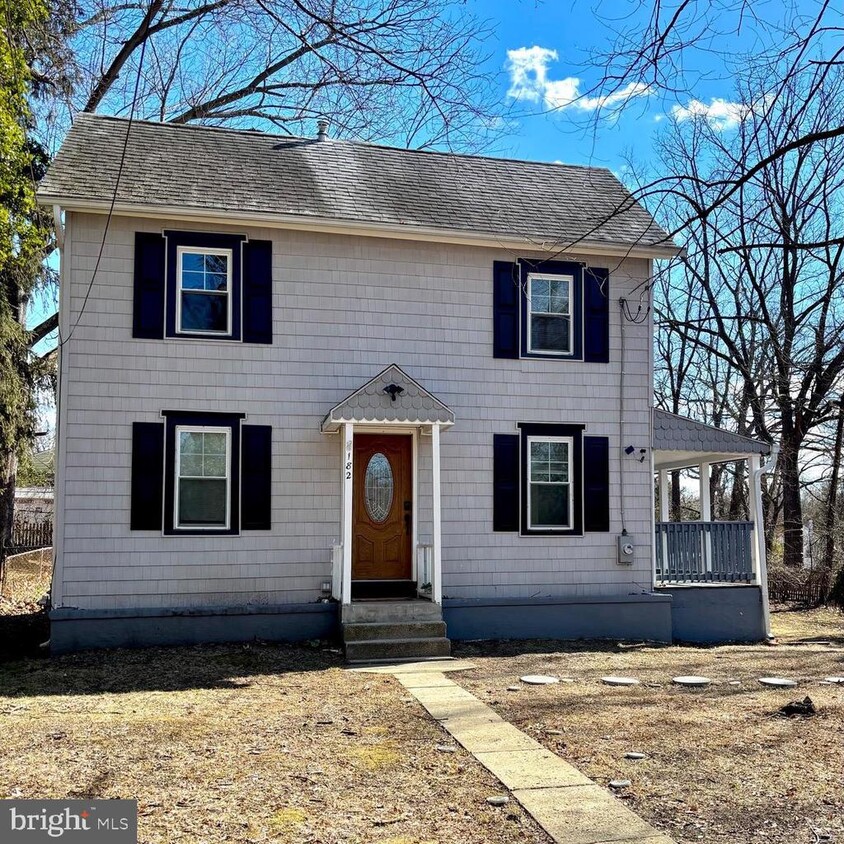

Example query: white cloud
[506,46,649,113]
[670,98,753,131]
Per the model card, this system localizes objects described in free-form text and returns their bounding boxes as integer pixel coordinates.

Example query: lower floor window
[527,436,572,529]
[175,426,231,528]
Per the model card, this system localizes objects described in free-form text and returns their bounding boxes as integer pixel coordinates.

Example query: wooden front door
[352,434,412,580]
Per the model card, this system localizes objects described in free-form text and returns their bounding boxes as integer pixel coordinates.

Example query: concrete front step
[343,621,447,642]
[341,600,443,624]
[345,636,452,662]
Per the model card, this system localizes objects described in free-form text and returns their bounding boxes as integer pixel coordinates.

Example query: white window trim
[526,435,574,531]
[175,246,233,336]
[174,425,232,530]
[526,272,574,356]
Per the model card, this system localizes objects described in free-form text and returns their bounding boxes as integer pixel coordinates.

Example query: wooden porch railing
[655,521,754,583]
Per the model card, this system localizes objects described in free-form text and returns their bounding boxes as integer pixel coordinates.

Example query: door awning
[321,364,455,433]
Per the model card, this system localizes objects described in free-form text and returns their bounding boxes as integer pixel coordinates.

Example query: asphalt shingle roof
[653,410,769,455]
[40,114,673,251]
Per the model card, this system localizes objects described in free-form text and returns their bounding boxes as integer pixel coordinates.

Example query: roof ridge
[74,112,616,175]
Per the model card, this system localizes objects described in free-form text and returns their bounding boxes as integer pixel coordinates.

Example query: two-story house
[38,114,773,658]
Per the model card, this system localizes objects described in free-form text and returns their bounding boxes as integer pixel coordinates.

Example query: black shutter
[133,232,166,339]
[241,425,272,529]
[583,436,610,531]
[130,422,164,530]
[584,267,609,363]
[242,240,273,344]
[493,434,520,531]
[493,261,519,359]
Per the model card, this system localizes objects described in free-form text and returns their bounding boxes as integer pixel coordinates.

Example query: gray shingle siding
[653,410,769,454]
[40,114,671,251]
[53,213,655,611]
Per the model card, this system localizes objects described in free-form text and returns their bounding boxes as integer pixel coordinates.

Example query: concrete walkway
[363,662,675,844]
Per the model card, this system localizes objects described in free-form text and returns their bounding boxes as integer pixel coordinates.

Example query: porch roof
[321,364,455,433]
[653,409,770,470]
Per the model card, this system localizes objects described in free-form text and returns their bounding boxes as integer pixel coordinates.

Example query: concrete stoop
[342,600,452,662]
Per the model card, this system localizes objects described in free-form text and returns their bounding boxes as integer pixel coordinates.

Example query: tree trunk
[728,461,747,520]
[780,433,804,568]
[822,399,844,572]
[0,450,16,591]
[670,469,682,521]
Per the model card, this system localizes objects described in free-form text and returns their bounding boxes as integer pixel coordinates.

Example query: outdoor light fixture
[383,384,405,402]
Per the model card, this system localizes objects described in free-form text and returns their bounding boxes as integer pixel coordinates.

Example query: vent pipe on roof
[316,118,329,141]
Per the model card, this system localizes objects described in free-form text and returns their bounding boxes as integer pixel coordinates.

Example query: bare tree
[55,0,501,150]
[580,0,844,240]
[651,67,844,568]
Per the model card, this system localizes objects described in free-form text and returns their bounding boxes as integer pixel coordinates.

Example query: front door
[352,434,412,580]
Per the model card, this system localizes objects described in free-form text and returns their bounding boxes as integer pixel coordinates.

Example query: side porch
[652,410,777,642]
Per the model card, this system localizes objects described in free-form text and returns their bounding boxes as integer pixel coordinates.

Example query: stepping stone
[506,685,520,692]
[728,680,741,686]
[601,676,640,686]
[486,795,509,806]
[758,677,798,687]
[609,779,632,789]
[436,744,457,753]
[521,675,559,685]
[824,677,844,684]
[673,675,712,687]
[625,752,646,760]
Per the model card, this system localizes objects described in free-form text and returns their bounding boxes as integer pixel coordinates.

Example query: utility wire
[58,12,152,348]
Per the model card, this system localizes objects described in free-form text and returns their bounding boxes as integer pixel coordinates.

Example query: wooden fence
[10,520,53,552]
[767,566,830,606]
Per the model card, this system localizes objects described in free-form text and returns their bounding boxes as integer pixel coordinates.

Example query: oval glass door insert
[364,452,393,522]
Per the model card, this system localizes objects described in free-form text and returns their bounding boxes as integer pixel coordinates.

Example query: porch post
[699,462,712,572]
[656,468,669,584]
[431,422,442,605]
[341,423,353,605]
[658,469,669,521]
[747,454,762,581]
[749,450,775,638]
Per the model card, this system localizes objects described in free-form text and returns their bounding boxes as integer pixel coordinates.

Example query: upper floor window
[527,274,572,356]
[132,231,273,344]
[492,259,609,363]
[177,247,232,335]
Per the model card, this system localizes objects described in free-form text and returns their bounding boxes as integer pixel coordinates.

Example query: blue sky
[474,0,765,168]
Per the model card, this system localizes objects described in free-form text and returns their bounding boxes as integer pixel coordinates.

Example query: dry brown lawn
[0,593,841,844]
[454,607,844,844]
[0,643,550,844]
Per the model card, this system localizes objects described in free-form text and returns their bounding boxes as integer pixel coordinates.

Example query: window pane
[203,432,227,454]
[204,455,227,477]
[178,478,227,526]
[179,454,203,476]
[531,314,570,352]
[206,272,228,292]
[531,483,570,527]
[204,254,228,274]
[549,442,568,461]
[182,252,204,272]
[530,441,549,461]
[181,271,205,290]
[179,431,202,454]
[530,278,550,313]
[548,280,569,314]
[181,291,228,332]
